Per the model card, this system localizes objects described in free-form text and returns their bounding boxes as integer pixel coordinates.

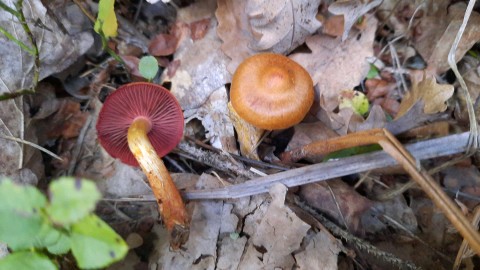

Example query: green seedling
[0,177,128,270]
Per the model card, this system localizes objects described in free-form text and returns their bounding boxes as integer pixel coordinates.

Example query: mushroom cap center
[261,66,293,93]
[230,53,314,130]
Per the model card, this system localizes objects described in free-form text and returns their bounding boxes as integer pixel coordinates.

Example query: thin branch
[182,132,470,200]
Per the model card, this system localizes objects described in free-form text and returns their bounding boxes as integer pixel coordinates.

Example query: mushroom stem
[127,117,189,247]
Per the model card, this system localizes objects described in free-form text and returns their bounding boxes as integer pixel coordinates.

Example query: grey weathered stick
[182,132,469,200]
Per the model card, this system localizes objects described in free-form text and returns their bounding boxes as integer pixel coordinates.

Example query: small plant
[0,177,128,269]
[138,55,160,81]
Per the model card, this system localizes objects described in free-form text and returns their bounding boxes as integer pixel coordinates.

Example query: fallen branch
[183,132,469,200]
[184,129,480,255]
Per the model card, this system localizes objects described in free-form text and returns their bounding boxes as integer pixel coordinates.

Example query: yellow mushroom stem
[228,102,264,160]
[127,117,189,248]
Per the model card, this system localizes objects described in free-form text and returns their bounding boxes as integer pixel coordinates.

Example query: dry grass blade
[447,0,479,153]
[378,129,480,256]
[453,206,480,270]
[0,134,62,161]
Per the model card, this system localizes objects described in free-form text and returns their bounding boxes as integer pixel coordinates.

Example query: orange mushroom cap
[230,53,314,130]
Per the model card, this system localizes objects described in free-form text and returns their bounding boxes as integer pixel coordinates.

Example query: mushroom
[96,82,189,248]
[229,53,314,159]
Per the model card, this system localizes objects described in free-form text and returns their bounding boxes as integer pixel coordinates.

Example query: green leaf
[0,179,47,250]
[47,232,71,255]
[138,56,159,80]
[71,214,128,269]
[339,90,369,116]
[31,225,70,255]
[94,0,117,38]
[323,144,382,161]
[366,64,379,79]
[33,223,61,248]
[0,251,57,270]
[46,177,101,226]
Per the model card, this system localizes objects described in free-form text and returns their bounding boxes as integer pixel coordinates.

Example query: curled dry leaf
[194,87,237,152]
[414,2,480,74]
[290,15,377,111]
[216,0,321,74]
[328,0,382,41]
[395,75,454,119]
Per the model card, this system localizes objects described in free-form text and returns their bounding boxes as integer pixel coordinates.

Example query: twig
[175,141,256,179]
[185,136,290,171]
[182,132,470,200]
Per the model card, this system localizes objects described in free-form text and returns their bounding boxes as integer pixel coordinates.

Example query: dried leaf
[45,100,89,140]
[414,2,480,73]
[294,231,341,270]
[153,174,235,269]
[396,75,454,119]
[322,15,345,37]
[120,55,142,78]
[456,55,480,122]
[349,104,387,132]
[190,18,211,41]
[285,122,338,163]
[0,0,93,94]
[193,87,237,152]
[240,184,311,269]
[148,33,179,56]
[246,0,321,53]
[216,0,321,74]
[162,17,231,110]
[0,100,27,179]
[328,0,382,41]
[363,195,418,234]
[300,180,373,232]
[290,15,377,111]
[217,235,248,269]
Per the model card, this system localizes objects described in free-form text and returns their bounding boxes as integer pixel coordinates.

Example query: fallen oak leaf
[246,0,321,53]
[328,0,382,41]
[216,0,321,74]
[414,2,480,74]
[395,75,454,119]
[290,15,377,111]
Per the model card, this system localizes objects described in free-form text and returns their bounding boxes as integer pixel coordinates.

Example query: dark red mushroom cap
[96,82,184,166]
